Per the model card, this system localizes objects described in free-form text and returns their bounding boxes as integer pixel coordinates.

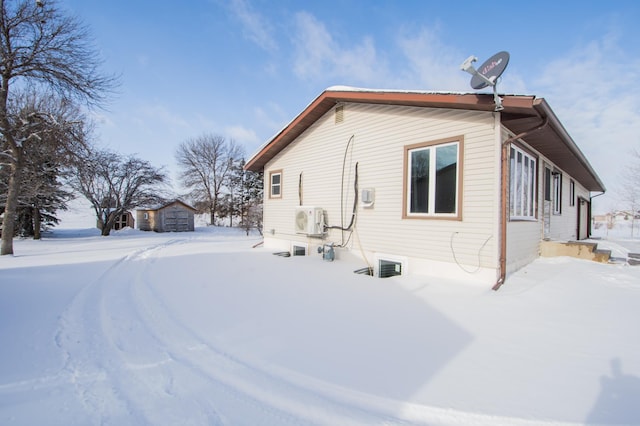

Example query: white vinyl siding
[263,103,500,283]
[506,141,590,275]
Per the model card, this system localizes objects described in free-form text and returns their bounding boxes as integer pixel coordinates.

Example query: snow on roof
[325,84,535,98]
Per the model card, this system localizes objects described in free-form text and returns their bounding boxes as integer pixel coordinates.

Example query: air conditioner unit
[294,206,324,236]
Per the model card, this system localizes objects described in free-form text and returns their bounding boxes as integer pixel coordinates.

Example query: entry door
[577,198,590,240]
[114,213,128,230]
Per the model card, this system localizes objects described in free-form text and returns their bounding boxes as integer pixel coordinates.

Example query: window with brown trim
[269,170,282,199]
[403,136,463,219]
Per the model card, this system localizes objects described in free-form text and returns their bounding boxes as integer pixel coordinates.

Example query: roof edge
[245,89,537,172]
[533,98,606,192]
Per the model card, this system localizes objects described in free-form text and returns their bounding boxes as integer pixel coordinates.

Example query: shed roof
[245,87,605,192]
[138,199,197,212]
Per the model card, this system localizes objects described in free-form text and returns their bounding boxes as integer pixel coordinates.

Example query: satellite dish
[470,51,510,89]
[460,51,510,111]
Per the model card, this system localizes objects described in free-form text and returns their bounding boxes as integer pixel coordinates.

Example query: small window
[510,146,537,220]
[143,212,149,220]
[269,170,282,199]
[569,180,575,207]
[404,137,462,219]
[553,172,562,215]
[292,245,306,256]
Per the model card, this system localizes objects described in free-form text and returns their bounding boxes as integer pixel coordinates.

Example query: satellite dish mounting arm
[460,53,508,111]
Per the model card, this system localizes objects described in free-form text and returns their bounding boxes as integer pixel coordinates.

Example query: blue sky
[60,0,640,213]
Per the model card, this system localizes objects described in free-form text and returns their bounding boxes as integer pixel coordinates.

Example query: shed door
[114,213,129,230]
[164,207,190,232]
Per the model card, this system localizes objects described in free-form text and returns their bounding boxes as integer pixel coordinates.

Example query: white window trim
[510,145,537,220]
[553,172,562,215]
[569,179,575,207]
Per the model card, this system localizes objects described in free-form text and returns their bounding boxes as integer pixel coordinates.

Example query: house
[245,87,605,287]
[136,200,197,232]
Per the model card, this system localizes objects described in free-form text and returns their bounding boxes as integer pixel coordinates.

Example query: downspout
[493,116,549,291]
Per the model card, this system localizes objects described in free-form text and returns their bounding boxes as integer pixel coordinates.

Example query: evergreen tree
[240,161,263,235]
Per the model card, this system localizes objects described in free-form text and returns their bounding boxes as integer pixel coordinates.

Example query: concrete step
[540,240,611,263]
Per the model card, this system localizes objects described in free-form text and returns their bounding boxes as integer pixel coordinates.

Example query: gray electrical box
[361,188,375,208]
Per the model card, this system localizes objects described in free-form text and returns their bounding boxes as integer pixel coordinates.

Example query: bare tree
[619,149,640,237]
[175,134,242,225]
[70,149,168,236]
[0,0,116,254]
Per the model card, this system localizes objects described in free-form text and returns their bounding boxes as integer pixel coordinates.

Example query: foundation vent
[378,259,402,278]
[335,105,344,123]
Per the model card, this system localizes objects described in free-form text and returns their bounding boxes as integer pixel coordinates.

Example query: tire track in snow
[54,238,221,425]
[54,237,312,425]
[122,240,413,425]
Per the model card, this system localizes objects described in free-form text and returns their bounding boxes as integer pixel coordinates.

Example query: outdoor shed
[137,200,196,232]
[245,86,606,287]
[97,211,134,231]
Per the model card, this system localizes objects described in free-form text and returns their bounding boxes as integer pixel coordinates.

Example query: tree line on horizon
[0,0,263,255]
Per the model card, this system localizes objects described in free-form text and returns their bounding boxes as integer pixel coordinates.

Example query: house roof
[245,86,605,193]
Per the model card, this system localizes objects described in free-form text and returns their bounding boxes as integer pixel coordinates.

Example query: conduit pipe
[493,116,549,291]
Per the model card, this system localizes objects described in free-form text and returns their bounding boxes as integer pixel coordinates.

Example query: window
[510,146,537,219]
[292,244,307,256]
[404,137,462,219]
[544,168,552,201]
[269,170,282,198]
[553,172,562,215]
[569,180,575,207]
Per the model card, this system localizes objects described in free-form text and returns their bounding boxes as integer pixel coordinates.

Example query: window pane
[553,174,561,214]
[516,152,523,216]
[529,159,536,217]
[271,173,281,196]
[510,148,515,216]
[434,144,457,213]
[410,149,430,213]
[544,168,551,201]
[509,147,537,219]
[523,156,529,216]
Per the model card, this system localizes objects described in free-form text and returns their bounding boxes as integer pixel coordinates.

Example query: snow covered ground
[1,221,640,425]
